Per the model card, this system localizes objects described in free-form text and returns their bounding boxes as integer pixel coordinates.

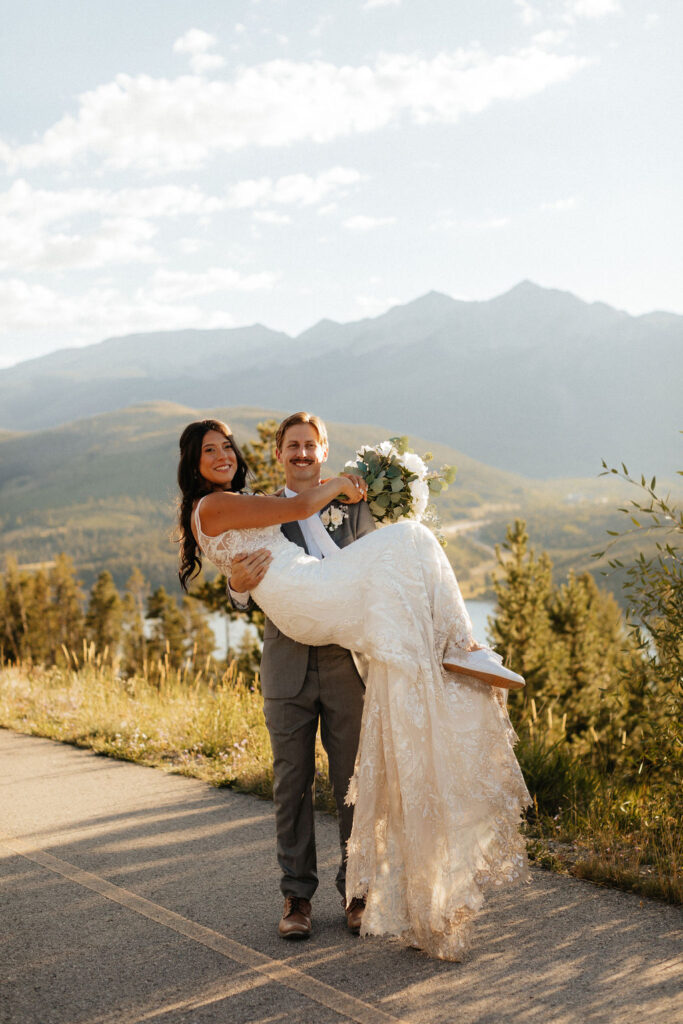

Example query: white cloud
[227,167,364,209]
[0,180,224,271]
[252,210,291,224]
[0,277,236,339]
[146,267,279,302]
[173,28,219,55]
[565,0,621,18]
[0,172,366,274]
[0,213,157,272]
[363,0,401,9]
[343,215,396,231]
[309,15,333,38]
[0,265,277,341]
[355,294,401,315]
[541,195,579,211]
[190,53,226,74]
[0,47,588,172]
[514,0,541,25]
[477,216,510,230]
[178,237,203,254]
[173,28,225,75]
[532,29,569,47]
[430,213,511,232]
[0,180,223,224]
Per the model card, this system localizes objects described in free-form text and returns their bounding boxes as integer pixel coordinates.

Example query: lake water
[209,599,496,660]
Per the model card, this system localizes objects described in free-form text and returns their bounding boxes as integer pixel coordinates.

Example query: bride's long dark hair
[177,419,251,591]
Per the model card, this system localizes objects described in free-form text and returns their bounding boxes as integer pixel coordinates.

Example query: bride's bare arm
[197,477,362,536]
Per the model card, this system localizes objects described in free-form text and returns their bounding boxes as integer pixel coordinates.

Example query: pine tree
[596,459,683,784]
[0,572,8,662]
[121,568,148,674]
[242,419,286,493]
[549,571,639,751]
[2,557,30,661]
[85,571,122,656]
[48,554,84,662]
[489,520,562,702]
[147,586,186,669]
[182,597,216,667]
[25,568,52,664]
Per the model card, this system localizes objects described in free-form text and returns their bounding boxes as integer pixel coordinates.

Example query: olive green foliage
[347,435,455,526]
[0,554,84,664]
[491,519,650,759]
[121,568,149,676]
[0,559,223,680]
[146,586,187,669]
[241,418,286,494]
[85,570,123,655]
[491,503,682,903]
[595,461,682,786]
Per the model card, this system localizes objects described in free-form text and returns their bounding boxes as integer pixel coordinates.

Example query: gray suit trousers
[263,643,365,900]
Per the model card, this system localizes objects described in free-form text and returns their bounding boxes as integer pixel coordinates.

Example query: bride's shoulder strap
[193,495,208,539]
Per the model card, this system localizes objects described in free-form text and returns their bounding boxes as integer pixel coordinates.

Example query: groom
[228,411,376,940]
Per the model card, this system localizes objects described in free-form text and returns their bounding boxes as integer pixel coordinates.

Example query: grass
[0,653,337,812]
[515,703,682,905]
[1,656,680,905]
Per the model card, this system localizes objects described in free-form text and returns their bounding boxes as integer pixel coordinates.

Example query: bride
[178,418,531,961]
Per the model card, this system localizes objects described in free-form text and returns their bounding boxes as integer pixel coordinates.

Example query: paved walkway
[1,729,681,1024]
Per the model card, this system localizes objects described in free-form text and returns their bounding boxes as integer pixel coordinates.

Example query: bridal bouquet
[345,437,456,534]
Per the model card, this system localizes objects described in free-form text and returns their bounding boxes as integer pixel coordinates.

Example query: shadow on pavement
[1,730,681,1024]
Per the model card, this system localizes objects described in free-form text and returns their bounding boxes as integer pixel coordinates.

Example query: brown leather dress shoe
[278,896,312,940]
[344,896,366,934]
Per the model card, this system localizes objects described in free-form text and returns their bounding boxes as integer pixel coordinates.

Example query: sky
[1,0,681,367]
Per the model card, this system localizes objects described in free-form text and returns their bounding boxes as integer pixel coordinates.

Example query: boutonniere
[321,505,348,532]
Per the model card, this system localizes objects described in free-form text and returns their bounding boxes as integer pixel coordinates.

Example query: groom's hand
[229,548,273,591]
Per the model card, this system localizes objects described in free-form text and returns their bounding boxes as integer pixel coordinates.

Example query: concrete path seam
[1,836,409,1024]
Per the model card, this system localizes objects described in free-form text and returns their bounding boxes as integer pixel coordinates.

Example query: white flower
[321,505,348,531]
[399,451,426,476]
[408,479,429,519]
[377,440,396,457]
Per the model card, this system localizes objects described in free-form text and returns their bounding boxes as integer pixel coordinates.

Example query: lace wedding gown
[195,500,530,960]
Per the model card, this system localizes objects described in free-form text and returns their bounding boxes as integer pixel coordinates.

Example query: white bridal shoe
[443,647,525,691]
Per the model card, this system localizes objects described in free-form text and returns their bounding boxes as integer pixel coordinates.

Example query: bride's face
[276,423,328,491]
[199,430,238,490]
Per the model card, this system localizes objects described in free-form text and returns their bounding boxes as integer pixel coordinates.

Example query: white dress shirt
[283,485,340,560]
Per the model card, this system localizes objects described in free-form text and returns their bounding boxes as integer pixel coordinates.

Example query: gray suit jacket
[260,498,376,699]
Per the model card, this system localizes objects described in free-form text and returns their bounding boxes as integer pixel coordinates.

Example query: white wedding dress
[195,500,530,960]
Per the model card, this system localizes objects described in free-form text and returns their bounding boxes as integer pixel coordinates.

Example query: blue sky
[1,0,681,366]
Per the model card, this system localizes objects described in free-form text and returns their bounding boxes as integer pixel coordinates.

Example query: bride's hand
[340,473,368,501]
[333,475,364,504]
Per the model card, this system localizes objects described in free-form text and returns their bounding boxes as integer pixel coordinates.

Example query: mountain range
[1,281,681,477]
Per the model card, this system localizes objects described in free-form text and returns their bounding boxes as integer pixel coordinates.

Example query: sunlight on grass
[1,656,679,904]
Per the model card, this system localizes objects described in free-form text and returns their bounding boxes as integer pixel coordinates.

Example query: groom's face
[276,423,328,492]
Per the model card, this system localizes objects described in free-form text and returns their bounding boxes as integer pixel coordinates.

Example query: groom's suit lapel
[281,518,308,552]
[278,492,350,553]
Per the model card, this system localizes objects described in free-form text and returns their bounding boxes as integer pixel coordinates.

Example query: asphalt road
[1,729,681,1024]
